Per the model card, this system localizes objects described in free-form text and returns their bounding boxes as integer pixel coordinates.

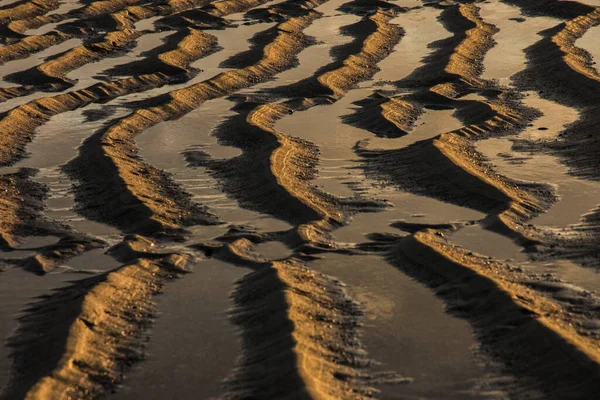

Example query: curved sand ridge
[355,3,554,245]
[3,1,364,398]
[0,0,288,281]
[350,1,600,397]
[0,0,60,25]
[199,237,410,399]
[4,235,191,400]
[503,0,600,266]
[1,0,600,399]
[0,0,282,243]
[0,30,220,255]
[5,1,410,397]
[189,2,402,234]
[0,0,232,76]
[382,229,600,399]
[67,0,329,237]
[0,167,105,275]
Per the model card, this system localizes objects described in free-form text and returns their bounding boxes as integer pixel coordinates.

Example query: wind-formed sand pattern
[1,0,600,398]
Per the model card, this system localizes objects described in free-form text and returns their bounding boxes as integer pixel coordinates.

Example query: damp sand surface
[1,1,600,399]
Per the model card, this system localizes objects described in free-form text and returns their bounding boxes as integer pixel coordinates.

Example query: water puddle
[579,0,600,6]
[138,98,237,170]
[450,224,528,263]
[373,5,451,83]
[26,17,77,36]
[476,94,600,228]
[134,15,163,31]
[0,236,60,261]
[480,1,558,83]
[448,223,600,296]
[60,247,120,273]
[277,89,371,166]
[0,0,27,8]
[337,191,484,244]
[394,0,422,7]
[252,240,291,260]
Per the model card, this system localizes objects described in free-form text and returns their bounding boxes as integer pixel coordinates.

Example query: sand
[1,0,600,399]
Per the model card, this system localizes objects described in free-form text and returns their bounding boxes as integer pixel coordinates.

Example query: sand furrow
[0,169,56,249]
[384,229,600,399]
[0,2,285,248]
[195,238,405,399]
[346,3,497,138]
[2,235,190,399]
[0,0,215,68]
[0,31,226,262]
[66,0,327,236]
[351,3,557,245]
[0,0,60,26]
[0,14,235,166]
[0,167,105,276]
[5,29,143,88]
[1,0,599,398]
[343,93,422,138]
[186,1,402,247]
[515,8,600,178]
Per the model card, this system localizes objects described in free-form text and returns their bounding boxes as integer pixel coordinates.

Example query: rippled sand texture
[1,0,600,399]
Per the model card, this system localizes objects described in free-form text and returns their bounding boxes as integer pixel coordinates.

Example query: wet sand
[1,0,600,399]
